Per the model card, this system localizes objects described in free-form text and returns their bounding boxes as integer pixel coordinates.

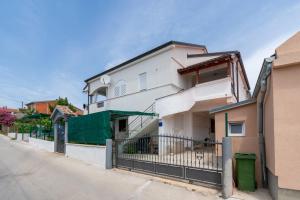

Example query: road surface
[0,135,221,200]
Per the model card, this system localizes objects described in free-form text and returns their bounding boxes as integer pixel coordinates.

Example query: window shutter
[139,72,147,90]
[121,84,126,96]
[114,86,120,97]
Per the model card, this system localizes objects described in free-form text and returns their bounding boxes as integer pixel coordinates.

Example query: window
[114,80,126,97]
[121,84,126,96]
[119,119,127,132]
[114,86,120,97]
[139,72,147,91]
[228,122,245,136]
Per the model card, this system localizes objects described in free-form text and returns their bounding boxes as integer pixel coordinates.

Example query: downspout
[258,58,273,187]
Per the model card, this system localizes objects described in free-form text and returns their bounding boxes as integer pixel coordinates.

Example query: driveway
[0,135,270,200]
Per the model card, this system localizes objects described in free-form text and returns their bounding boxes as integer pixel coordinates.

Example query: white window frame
[228,121,245,137]
[139,72,147,91]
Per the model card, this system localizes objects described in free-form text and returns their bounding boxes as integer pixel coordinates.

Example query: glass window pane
[230,123,243,134]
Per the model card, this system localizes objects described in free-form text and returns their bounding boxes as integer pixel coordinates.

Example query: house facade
[26,100,83,115]
[26,100,57,115]
[210,32,300,199]
[84,41,250,139]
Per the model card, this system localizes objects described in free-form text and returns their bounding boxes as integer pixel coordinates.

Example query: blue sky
[1,0,300,108]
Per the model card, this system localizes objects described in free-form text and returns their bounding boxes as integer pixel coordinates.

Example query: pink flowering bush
[0,109,16,127]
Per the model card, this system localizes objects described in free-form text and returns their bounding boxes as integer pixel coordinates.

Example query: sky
[0,0,300,109]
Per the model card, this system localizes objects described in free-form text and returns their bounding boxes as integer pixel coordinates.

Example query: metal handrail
[128,103,156,137]
[128,103,155,126]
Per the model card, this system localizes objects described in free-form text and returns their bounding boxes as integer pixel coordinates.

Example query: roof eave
[84,41,207,83]
[209,99,257,114]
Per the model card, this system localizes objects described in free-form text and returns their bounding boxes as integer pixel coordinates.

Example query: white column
[64,121,68,143]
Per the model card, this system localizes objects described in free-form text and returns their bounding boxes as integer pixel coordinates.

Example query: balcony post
[196,70,200,84]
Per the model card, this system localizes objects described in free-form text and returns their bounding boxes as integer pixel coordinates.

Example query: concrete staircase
[128,103,158,138]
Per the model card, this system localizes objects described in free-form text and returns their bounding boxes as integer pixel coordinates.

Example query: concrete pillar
[158,118,164,156]
[222,137,233,199]
[106,139,113,169]
[54,123,58,152]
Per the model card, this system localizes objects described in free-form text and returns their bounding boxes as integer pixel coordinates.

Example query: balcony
[156,77,232,117]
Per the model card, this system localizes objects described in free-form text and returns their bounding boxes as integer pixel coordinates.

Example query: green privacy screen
[68,111,112,145]
[68,110,156,145]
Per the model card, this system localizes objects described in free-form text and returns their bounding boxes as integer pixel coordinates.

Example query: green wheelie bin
[235,153,256,191]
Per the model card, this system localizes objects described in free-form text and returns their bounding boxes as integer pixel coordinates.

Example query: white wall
[87,45,205,114]
[65,143,106,168]
[160,111,210,139]
[7,132,16,139]
[156,77,232,118]
[87,45,249,115]
[29,137,54,152]
[17,133,30,142]
[237,66,248,101]
[90,84,180,113]
[192,112,210,140]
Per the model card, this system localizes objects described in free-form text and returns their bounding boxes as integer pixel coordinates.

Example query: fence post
[106,139,113,169]
[222,137,233,199]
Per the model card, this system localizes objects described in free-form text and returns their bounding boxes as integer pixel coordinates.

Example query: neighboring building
[210,32,300,199]
[26,100,57,115]
[84,41,250,139]
[26,100,83,115]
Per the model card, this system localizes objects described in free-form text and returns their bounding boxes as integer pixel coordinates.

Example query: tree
[49,97,77,113]
[0,109,16,127]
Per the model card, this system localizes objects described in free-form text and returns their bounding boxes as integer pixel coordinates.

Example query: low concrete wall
[29,137,54,152]
[16,133,30,142]
[7,132,17,139]
[65,143,106,168]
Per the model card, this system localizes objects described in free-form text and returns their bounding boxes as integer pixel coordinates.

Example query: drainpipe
[87,84,90,114]
[258,58,273,187]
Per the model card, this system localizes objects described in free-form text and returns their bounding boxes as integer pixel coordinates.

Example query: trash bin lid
[235,153,256,160]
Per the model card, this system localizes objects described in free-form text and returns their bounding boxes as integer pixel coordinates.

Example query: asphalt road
[0,135,221,200]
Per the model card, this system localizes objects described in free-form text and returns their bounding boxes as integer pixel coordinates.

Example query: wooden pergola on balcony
[177,52,250,102]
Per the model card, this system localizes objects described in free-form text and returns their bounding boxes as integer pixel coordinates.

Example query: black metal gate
[115,135,222,186]
[56,124,65,153]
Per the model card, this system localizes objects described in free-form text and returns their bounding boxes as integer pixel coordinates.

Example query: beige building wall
[264,31,300,191]
[272,65,300,190]
[214,103,261,186]
[263,75,276,175]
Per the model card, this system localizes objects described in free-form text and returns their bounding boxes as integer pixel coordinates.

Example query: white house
[84,41,250,140]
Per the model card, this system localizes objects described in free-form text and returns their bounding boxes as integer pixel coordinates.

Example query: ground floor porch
[158,98,231,142]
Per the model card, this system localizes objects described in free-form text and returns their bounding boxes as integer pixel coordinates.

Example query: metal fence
[115,134,222,186]
[30,131,54,141]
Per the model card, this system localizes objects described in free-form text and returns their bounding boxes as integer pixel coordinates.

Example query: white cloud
[243,32,295,91]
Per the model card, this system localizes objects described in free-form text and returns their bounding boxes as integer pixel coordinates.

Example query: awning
[178,54,231,75]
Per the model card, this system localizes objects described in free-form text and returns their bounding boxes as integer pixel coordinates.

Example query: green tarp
[68,110,155,145]
[68,111,111,145]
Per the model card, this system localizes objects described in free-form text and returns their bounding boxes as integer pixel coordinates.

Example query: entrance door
[57,124,65,153]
